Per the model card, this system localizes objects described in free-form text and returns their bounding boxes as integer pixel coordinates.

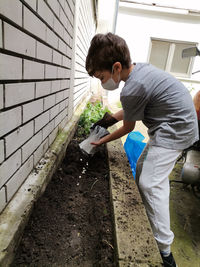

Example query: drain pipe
[113,0,119,33]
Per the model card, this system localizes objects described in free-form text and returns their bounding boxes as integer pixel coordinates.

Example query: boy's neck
[121,64,135,82]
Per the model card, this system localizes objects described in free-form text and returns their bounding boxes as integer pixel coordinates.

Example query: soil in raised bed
[11,132,116,267]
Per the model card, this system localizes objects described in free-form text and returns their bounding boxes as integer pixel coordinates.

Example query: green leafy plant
[77,101,110,136]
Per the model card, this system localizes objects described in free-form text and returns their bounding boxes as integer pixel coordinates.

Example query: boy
[86,32,198,267]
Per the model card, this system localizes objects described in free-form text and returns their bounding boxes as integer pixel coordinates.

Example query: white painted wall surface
[108,2,200,104]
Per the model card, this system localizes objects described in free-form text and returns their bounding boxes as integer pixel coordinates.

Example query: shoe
[160,252,177,267]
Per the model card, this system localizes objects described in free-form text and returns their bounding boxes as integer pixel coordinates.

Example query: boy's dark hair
[86,32,131,76]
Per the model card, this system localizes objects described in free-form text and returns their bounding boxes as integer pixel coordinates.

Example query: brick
[63,89,70,99]
[0,84,3,109]
[0,150,21,188]
[51,80,61,93]
[34,110,50,133]
[61,79,70,90]
[0,107,21,138]
[42,119,54,140]
[23,0,37,11]
[48,126,58,145]
[56,91,64,104]
[36,41,52,62]
[59,100,66,112]
[5,82,35,108]
[0,187,6,213]
[57,67,68,79]
[61,114,68,128]
[0,20,2,48]
[46,28,58,49]
[0,139,4,164]
[0,53,22,80]
[5,121,34,157]
[44,94,56,111]
[50,104,59,120]
[38,0,54,28]
[45,64,57,79]
[33,138,48,166]
[0,0,22,26]
[59,8,68,30]
[63,29,70,47]
[6,156,33,202]
[46,0,60,17]
[23,99,43,123]
[58,38,67,54]
[4,23,35,57]
[53,50,62,65]
[36,81,51,98]
[24,7,46,41]
[62,56,71,68]
[54,17,64,39]
[55,112,62,127]
[24,60,44,80]
[22,131,42,163]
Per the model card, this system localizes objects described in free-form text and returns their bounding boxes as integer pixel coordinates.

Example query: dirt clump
[11,134,116,267]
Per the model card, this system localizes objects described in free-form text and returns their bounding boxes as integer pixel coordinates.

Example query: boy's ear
[113,62,122,72]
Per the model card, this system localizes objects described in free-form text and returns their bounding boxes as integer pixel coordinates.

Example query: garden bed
[11,133,116,267]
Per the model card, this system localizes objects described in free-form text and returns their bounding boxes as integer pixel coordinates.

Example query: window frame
[147,37,198,78]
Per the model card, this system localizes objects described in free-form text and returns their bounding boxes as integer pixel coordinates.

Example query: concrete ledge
[0,95,91,267]
[107,127,163,267]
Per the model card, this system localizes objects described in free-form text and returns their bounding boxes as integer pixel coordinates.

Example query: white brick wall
[24,60,45,80]
[4,23,36,57]
[0,187,6,213]
[0,0,22,26]
[23,0,37,11]
[0,0,95,212]
[22,131,43,163]
[0,139,4,164]
[0,150,21,188]
[36,41,52,62]
[0,54,22,80]
[0,84,3,109]
[24,7,46,41]
[6,156,34,202]
[44,94,56,111]
[5,121,34,157]
[34,111,50,133]
[5,83,35,108]
[36,81,51,98]
[0,20,2,48]
[42,119,54,140]
[23,99,43,123]
[33,138,48,166]
[0,107,21,137]
[37,0,54,29]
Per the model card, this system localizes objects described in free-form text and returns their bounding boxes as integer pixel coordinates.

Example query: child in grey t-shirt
[85,32,198,267]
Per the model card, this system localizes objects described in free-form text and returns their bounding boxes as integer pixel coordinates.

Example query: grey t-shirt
[120,63,198,150]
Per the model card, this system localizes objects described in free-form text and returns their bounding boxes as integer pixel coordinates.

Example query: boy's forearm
[112,109,124,121]
[98,121,135,145]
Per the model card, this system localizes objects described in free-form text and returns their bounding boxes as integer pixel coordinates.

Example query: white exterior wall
[0,0,96,213]
[109,3,200,102]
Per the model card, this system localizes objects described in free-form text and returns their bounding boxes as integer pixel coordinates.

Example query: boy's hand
[91,140,102,146]
[91,112,118,129]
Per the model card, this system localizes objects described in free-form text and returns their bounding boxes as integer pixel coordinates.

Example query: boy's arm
[91,119,135,146]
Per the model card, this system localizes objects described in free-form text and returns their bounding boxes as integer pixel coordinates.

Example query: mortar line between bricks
[0,48,71,70]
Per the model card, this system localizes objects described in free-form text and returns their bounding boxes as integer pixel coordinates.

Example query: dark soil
[11,133,116,267]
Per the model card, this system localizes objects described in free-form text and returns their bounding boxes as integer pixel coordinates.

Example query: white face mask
[101,67,120,91]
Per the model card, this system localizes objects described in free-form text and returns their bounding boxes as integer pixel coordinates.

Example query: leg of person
[136,143,181,266]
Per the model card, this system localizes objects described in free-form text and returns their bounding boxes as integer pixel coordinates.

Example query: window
[148,38,197,78]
